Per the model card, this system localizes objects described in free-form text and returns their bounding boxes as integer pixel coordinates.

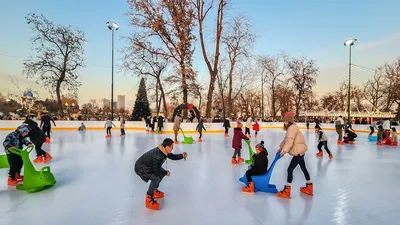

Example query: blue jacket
[3,125,31,154]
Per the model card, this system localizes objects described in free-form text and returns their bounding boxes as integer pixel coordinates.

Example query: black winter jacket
[134,145,183,182]
[251,149,269,174]
[223,119,230,128]
[24,119,46,143]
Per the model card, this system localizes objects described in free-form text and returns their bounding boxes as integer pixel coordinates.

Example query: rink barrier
[0,121,398,134]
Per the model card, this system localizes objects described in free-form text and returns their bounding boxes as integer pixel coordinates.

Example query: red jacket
[232,127,249,149]
[253,122,260,131]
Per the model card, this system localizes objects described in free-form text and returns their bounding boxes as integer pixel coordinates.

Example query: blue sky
[0,0,399,106]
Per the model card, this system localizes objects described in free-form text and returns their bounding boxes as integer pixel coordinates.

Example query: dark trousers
[147,174,165,196]
[232,148,241,158]
[158,127,162,132]
[255,131,258,135]
[7,154,23,180]
[199,131,202,139]
[120,128,125,135]
[369,126,374,136]
[245,128,250,135]
[42,125,51,138]
[106,127,111,134]
[287,154,310,183]
[246,167,265,182]
[224,127,229,134]
[317,141,331,155]
[34,141,47,157]
[151,124,155,132]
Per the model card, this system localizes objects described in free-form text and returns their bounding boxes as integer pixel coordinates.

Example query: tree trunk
[156,79,160,115]
[397,102,400,121]
[56,73,64,117]
[157,77,168,117]
[181,63,188,118]
[205,71,217,117]
[198,95,202,112]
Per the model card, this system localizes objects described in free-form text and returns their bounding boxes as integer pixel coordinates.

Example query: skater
[377,125,384,146]
[314,118,321,133]
[78,122,86,131]
[151,116,157,132]
[344,121,354,133]
[343,130,357,144]
[196,117,206,142]
[245,116,252,138]
[391,127,398,146]
[241,141,269,194]
[134,138,187,210]
[24,118,53,163]
[383,118,391,140]
[369,119,378,137]
[335,116,344,145]
[232,121,250,164]
[157,114,164,134]
[104,117,116,138]
[223,117,230,137]
[316,127,332,159]
[277,112,313,198]
[3,125,32,186]
[120,117,126,136]
[40,112,56,143]
[253,119,260,138]
[306,119,310,130]
[173,114,182,144]
[145,116,151,132]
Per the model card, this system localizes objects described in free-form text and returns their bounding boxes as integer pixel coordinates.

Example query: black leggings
[317,141,331,155]
[34,141,47,157]
[7,154,23,180]
[120,128,125,135]
[106,127,111,134]
[158,127,162,132]
[255,131,258,135]
[245,128,250,135]
[199,131,202,139]
[225,127,229,134]
[42,125,51,138]
[369,127,374,136]
[246,167,265,182]
[287,154,310,183]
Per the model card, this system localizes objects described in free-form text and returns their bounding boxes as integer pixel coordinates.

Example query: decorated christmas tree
[131,78,151,121]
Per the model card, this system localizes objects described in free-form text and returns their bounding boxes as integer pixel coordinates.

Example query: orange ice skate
[277,185,291,198]
[231,158,239,164]
[316,152,323,157]
[300,183,313,195]
[153,189,164,199]
[242,182,255,194]
[145,194,160,210]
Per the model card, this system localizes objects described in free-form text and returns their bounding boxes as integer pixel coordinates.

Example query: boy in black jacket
[24,118,53,163]
[134,138,187,210]
[242,141,269,194]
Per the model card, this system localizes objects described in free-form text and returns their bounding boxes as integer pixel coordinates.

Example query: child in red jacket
[232,121,250,164]
[253,119,260,137]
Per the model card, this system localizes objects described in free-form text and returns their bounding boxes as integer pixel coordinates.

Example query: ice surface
[0,128,400,225]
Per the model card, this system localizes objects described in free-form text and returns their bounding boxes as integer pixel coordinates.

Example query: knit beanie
[237,120,243,128]
[283,111,295,123]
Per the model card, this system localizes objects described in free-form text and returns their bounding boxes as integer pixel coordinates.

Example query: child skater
[232,121,250,164]
[253,119,260,138]
[343,130,357,144]
[104,117,116,138]
[391,127,398,146]
[245,116,252,138]
[134,138,187,210]
[316,127,333,159]
[377,125,384,146]
[24,118,53,163]
[223,117,231,137]
[157,114,164,134]
[120,117,126,136]
[196,117,206,142]
[3,125,32,186]
[78,123,86,131]
[241,141,269,194]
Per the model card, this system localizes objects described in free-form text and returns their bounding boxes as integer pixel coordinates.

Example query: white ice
[0,129,400,225]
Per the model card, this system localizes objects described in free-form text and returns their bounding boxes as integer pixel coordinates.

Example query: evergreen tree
[132,78,151,121]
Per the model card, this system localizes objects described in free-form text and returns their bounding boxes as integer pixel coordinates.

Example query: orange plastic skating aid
[8,176,18,186]
[231,158,239,164]
[242,181,255,194]
[16,173,24,181]
[277,185,291,198]
[377,142,383,146]
[145,194,160,210]
[153,189,164,199]
[33,156,43,163]
[300,183,313,195]
[316,152,323,157]
[43,153,53,163]
[237,156,244,163]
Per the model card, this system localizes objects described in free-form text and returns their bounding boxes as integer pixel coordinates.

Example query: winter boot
[237,156,244,163]
[300,183,313,195]
[231,158,239,164]
[316,151,323,157]
[33,156,43,163]
[145,194,160,210]
[15,173,24,181]
[43,153,53,163]
[242,182,255,194]
[277,185,291,198]
[7,176,18,186]
[153,189,164,199]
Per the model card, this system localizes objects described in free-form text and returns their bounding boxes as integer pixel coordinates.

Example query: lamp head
[106,21,119,31]
[344,38,357,46]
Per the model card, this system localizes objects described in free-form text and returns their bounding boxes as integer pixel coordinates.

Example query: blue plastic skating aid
[368,135,377,141]
[239,151,281,193]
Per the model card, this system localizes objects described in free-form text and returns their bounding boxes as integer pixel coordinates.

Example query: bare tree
[285,56,319,118]
[274,83,294,118]
[363,72,386,111]
[127,0,196,118]
[222,15,256,116]
[23,13,86,116]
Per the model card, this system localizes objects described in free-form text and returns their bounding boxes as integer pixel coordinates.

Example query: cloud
[356,33,400,50]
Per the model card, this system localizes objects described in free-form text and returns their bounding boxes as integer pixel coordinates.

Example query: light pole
[344,38,357,123]
[106,21,119,121]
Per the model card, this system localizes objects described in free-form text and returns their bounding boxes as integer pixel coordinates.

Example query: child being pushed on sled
[242,141,269,194]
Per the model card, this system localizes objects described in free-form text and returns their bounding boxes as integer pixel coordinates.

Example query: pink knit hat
[236,120,243,128]
[283,111,295,123]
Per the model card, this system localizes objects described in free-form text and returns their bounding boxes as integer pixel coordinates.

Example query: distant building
[117,95,125,109]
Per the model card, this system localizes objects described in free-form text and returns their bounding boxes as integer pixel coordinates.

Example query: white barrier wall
[0,120,399,133]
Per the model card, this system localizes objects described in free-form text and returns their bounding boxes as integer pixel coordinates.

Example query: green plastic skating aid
[155,128,160,134]
[8,147,56,193]
[180,129,194,144]
[244,139,255,165]
[0,154,9,168]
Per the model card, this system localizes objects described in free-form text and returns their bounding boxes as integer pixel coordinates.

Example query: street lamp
[106,21,119,121]
[344,38,357,123]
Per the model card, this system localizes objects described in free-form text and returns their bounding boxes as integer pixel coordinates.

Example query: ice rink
[0,128,400,225]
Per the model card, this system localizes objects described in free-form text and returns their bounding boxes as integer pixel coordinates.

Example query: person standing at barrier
[157,114,164,134]
[277,112,313,199]
[335,116,344,145]
[173,114,182,144]
[40,112,56,143]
